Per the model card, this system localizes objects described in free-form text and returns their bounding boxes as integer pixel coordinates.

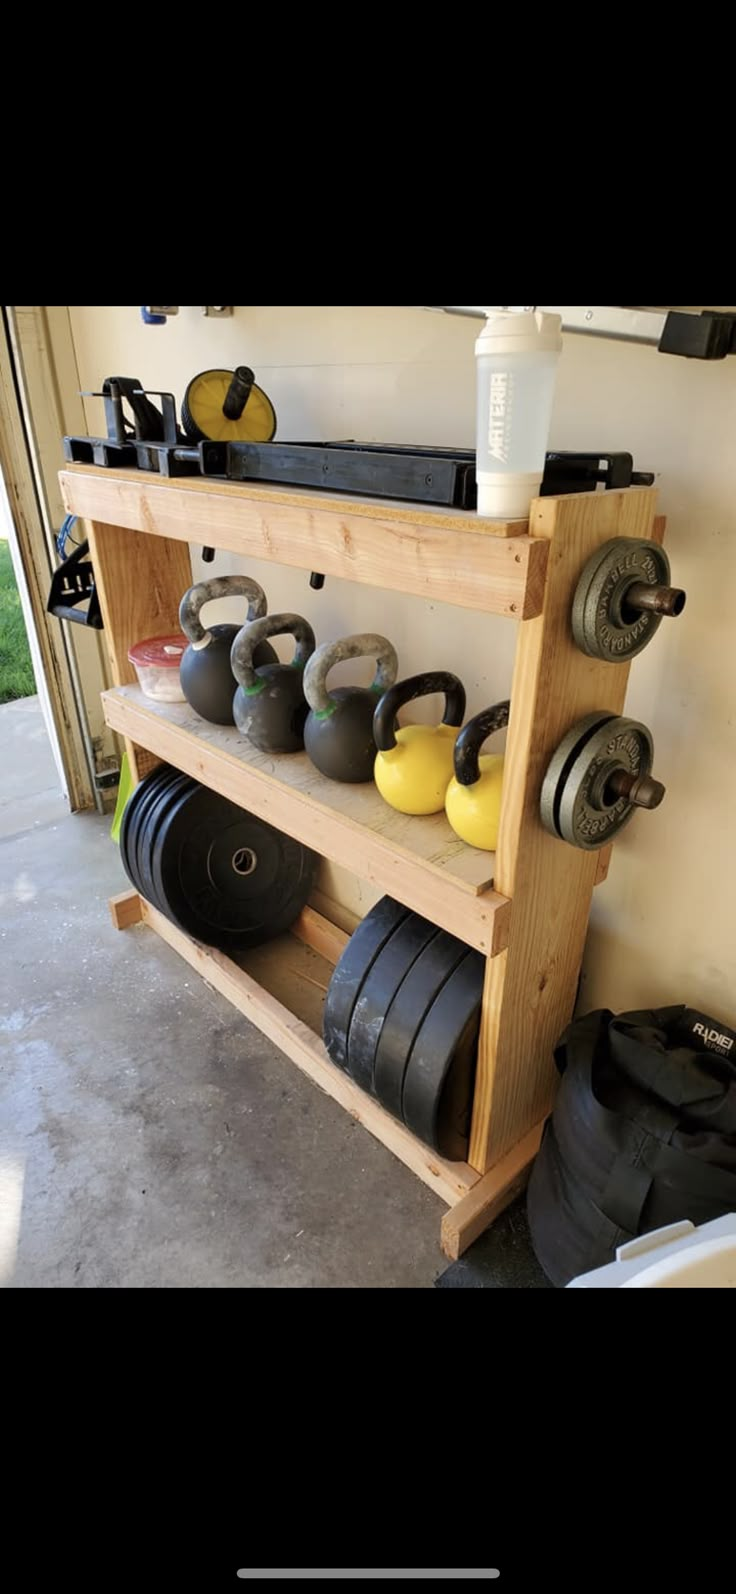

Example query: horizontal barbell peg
[623,582,687,619]
[604,769,666,811]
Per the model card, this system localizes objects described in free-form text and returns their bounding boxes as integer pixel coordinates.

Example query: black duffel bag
[527,1004,736,1286]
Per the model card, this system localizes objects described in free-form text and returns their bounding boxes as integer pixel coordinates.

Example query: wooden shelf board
[137,896,479,1206]
[102,686,511,956]
[60,466,548,619]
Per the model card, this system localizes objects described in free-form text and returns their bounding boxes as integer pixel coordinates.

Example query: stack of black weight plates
[323,896,484,1161]
[120,763,319,952]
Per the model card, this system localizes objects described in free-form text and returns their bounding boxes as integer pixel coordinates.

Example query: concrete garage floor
[1,698,544,1289]
[0,697,452,1287]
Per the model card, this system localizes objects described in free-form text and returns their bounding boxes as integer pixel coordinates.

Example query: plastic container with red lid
[128,635,188,702]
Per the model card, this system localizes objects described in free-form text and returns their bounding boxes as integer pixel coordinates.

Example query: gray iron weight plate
[540,712,616,839]
[557,715,654,850]
[572,537,671,662]
[570,537,617,652]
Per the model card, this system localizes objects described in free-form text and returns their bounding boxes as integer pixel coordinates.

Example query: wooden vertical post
[469,486,659,1174]
[86,521,192,783]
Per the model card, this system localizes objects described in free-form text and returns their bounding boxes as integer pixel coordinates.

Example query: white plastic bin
[567,1215,736,1288]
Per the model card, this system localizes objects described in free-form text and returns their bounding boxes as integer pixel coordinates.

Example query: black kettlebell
[179,576,278,726]
[231,613,316,753]
[303,633,399,783]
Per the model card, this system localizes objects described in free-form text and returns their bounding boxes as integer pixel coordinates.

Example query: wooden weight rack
[60,465,663,1258]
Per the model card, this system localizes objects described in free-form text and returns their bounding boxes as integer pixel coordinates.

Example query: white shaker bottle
[475,307,563,520]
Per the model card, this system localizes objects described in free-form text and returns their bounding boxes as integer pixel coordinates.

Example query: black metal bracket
[62,434,137,467]
[63,376,160,466]
[94,767,121,790]
[659,310,736,361]
[431,305,736,361]
[132,436,228,478]
[542,452,654,496]
[226,442,653,508]
[63,376,230,479]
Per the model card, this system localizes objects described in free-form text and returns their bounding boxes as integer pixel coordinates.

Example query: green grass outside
[0,539,36,703]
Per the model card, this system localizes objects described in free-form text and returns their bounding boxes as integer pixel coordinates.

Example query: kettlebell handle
[373,671,466,753]
[179,576,268,648]
[454,702,510,787]
[303,634,399,717]
[231,612,316,692]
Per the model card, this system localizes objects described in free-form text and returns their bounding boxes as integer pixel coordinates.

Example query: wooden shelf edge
[60,466,548,619]
[61,461,531,536]
[101,688,511,958]
[440,1120,545,1261]
[122,893,479,1207]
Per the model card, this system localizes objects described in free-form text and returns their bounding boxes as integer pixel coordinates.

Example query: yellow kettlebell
[373,672,466,816]
[445,702,510,850]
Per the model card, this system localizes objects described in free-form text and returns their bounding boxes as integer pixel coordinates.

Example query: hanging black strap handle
[602,1136,736,1235]
[46,541,104,630]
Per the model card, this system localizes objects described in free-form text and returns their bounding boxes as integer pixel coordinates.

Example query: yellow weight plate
[182,369,277,443]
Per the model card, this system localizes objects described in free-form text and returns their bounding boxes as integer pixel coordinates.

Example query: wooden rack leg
[109,889,143,930]
[86,520,192,784]
[441,1121,545,1261]
[470,487,660,1176]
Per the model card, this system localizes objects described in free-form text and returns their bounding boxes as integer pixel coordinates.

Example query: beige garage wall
[68,306,736,1024]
